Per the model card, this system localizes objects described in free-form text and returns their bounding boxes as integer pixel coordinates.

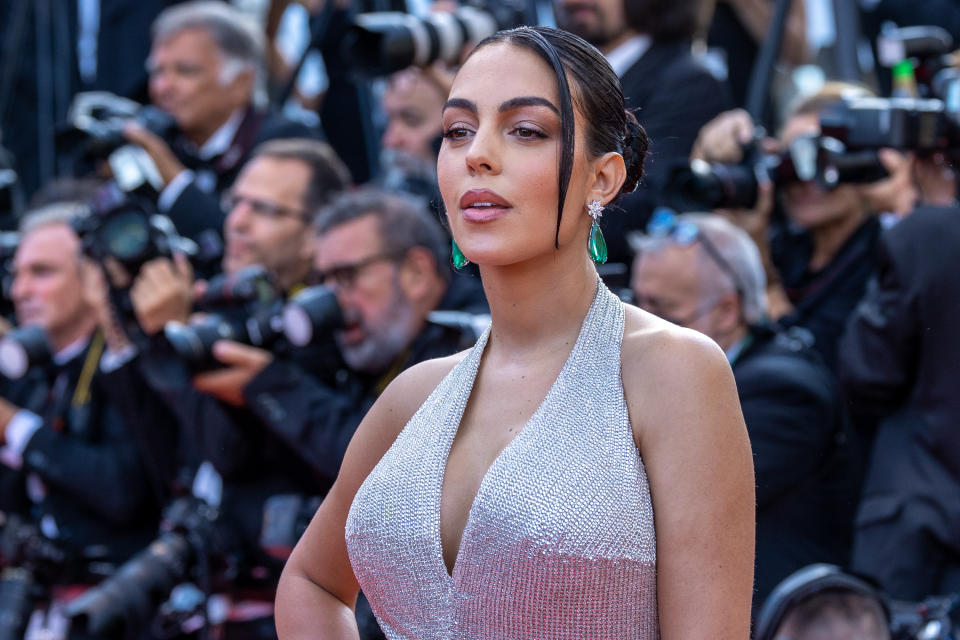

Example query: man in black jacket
[193,186,488,489]
[123,1,318,241]
[554,0,732,264]
[630,212,859,610]
[839,204,960,601]
[0,205,157,568]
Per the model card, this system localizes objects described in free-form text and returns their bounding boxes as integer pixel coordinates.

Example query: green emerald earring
[452,238,469,269]
[587,200,607,264]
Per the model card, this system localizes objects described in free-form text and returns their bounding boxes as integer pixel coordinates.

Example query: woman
[276,26,755,639]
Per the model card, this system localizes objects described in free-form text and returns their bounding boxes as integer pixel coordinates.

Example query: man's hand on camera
[191,341,273,407]
[130,254,195,335]
[690,109,758,165]
[123,122,187,186]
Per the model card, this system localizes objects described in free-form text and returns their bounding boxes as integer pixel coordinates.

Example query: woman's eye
[513,126,546,139]
[442,126,471,140]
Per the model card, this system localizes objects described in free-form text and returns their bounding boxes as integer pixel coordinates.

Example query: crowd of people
[0,0,958,638]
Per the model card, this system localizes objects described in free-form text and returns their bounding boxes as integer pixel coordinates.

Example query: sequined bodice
[345,282,659,639]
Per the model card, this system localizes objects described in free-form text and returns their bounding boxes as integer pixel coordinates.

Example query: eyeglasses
[310,250,407,290]
[221,190,310,222]
[645,208,746,302]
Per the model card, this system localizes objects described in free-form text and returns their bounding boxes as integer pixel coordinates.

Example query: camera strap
[70,330,104,409]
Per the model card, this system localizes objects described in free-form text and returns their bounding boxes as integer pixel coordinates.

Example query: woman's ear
[588,151,627,206]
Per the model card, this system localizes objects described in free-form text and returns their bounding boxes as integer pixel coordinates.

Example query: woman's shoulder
[374,350,472,428]
[619,304,739,445]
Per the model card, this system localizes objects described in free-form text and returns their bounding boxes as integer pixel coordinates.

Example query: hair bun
[620,110,648,195]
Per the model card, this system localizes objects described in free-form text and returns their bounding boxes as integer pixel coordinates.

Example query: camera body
[663,134,890,212]
[65,496,223,639]
[164,278,343,370]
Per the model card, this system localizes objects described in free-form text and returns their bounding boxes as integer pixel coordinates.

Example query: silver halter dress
[345,281,659,639]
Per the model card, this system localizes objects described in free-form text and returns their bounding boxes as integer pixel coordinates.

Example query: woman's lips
[461,205,511,222]
[459,189,512,222]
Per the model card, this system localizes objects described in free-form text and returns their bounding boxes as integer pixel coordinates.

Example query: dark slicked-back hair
[468,26,648,247]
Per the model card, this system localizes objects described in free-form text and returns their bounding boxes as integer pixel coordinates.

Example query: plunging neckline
[436,281,603,580]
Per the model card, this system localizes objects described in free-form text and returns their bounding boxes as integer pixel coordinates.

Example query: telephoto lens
[282,286,344,347]
[0,326,53,380]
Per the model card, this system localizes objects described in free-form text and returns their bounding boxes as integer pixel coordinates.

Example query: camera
[0,513,69,640]
[0,231,18,321]
[59,92,176,162]
[663,134,889,211]
[164,284,343,369]
[195,265,278,311]
[73,189,196,279]
[65,496,223,640]
[0,325,53,380]
[341,0,530,76]
[819,96,960,156]
[281,285,343,348]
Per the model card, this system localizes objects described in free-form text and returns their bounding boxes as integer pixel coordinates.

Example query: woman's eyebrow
[442,98,477,114]
[499,96,559,114]
[442,96,560,115]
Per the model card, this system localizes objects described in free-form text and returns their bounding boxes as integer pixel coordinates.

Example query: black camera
[164,284,343,369]
[664,133,890,212]
[281,285,343,348]
[60,92,176,162]
[819,96,960,155]
[73,190,196,279]
[164,305,287,370]
[0,513,69,640]
[195,265,278,311]
[0,325,53,380]
[341,0,530,76]
[65,496,222,640]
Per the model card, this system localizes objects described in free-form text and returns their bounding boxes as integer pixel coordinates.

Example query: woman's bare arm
[623,310,755,639]
[275,355,461,639]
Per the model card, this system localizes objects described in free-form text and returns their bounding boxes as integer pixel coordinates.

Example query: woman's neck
[479,248,598,357]
[809,210,867,272]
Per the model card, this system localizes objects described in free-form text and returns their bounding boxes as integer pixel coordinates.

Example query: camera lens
[282,286,343,347]
[0,326,53,380]
[99,210,152,263]
[164,318,239,367]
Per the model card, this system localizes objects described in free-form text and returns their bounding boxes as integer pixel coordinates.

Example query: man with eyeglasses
[90,137,351,638]
[629,211,861,613]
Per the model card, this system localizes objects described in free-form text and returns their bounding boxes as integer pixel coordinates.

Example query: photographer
[688,83,914,371]
[194,186,488,487]
[838,190,960,599]
[630,212,859,610]
[0,204,158,571]
[124,1,319,241]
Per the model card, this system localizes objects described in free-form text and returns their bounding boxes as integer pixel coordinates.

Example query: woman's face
[437,43,595,267]
[781,113,865,230]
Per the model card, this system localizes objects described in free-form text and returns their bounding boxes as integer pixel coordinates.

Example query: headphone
[754,564,891,640]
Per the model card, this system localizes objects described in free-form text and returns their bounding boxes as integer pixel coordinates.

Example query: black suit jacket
[604,40,733,264]
[839,206,960,544]
[164,108,321,240]
[734,325,860,609]
[1,334,158,565]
